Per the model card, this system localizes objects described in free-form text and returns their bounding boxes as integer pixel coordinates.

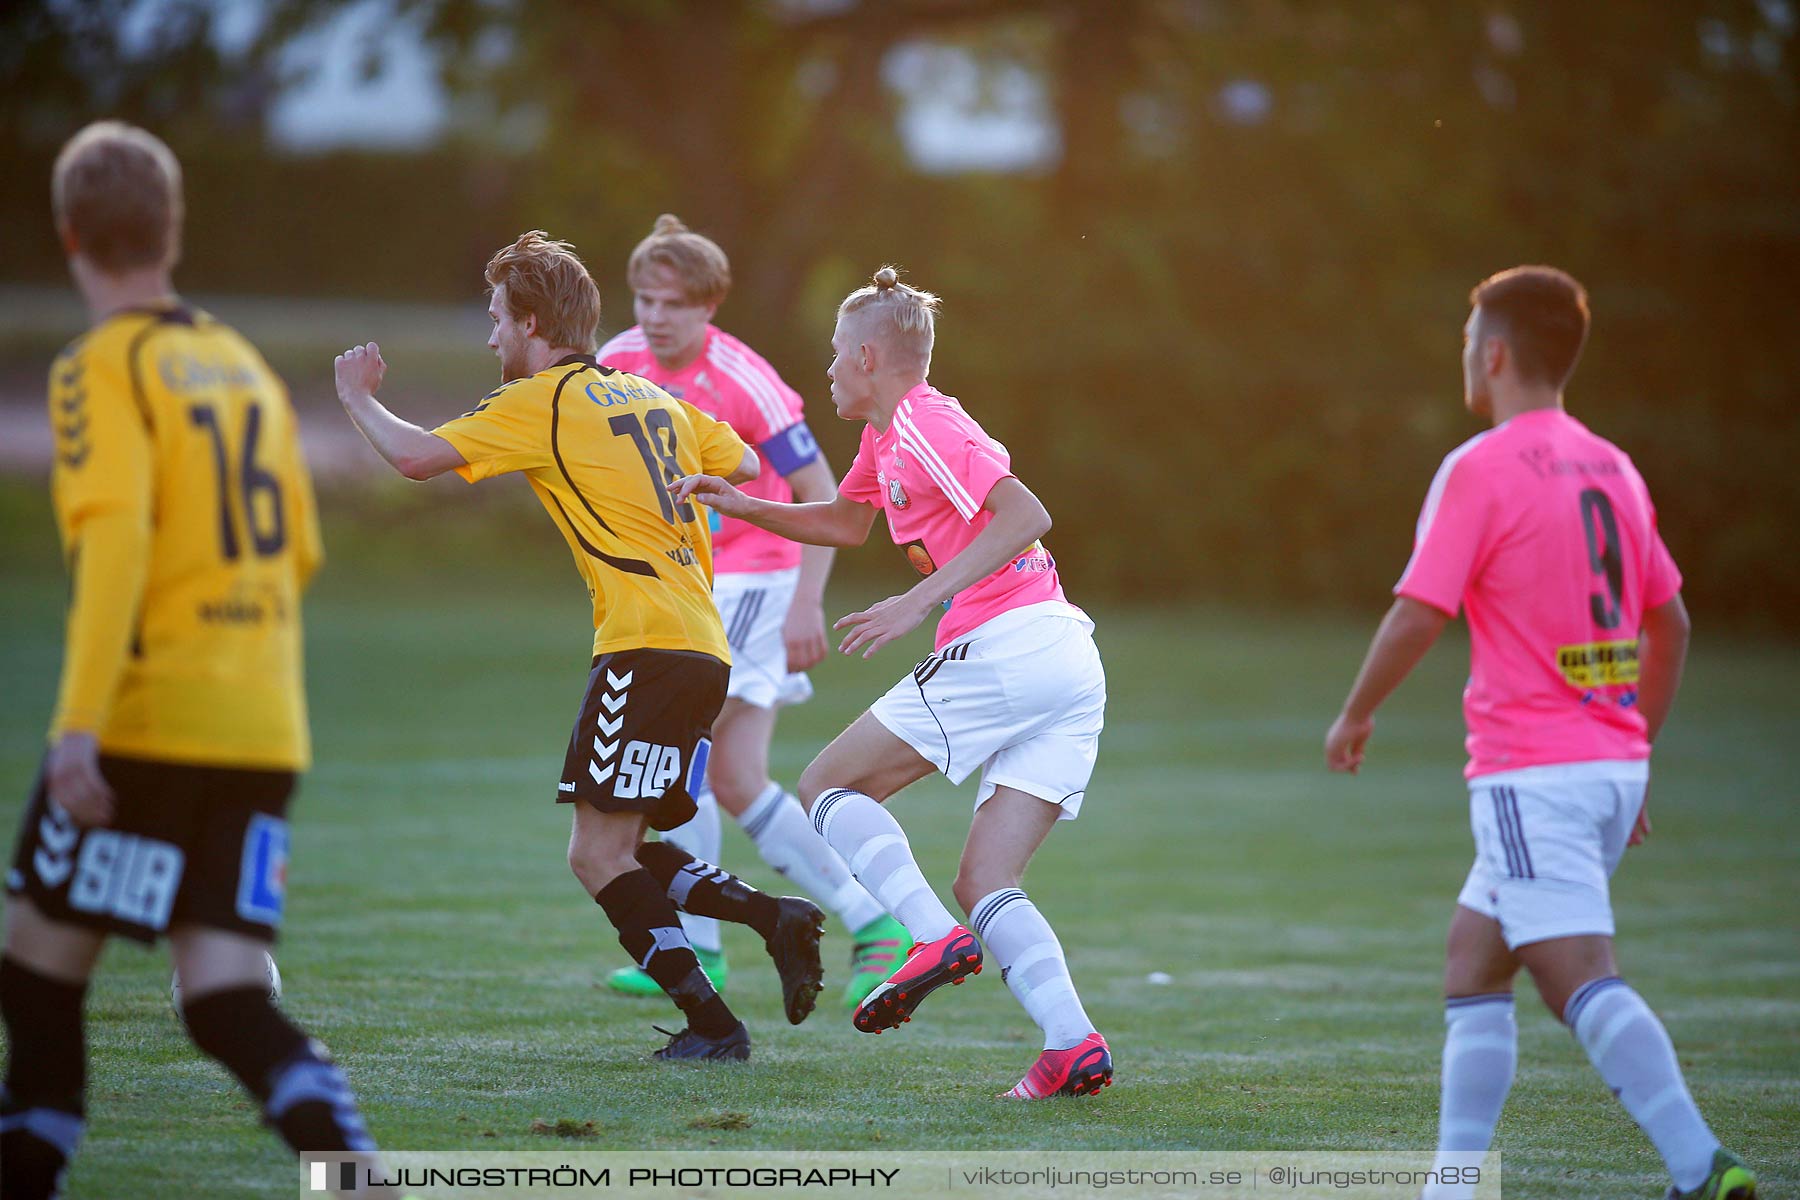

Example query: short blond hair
[52,121,184,272]
[838,266,939,364]
[626,214,731,307]
[485,230,601,351]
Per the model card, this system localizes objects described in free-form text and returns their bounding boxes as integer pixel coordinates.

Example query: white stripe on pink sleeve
[598,328,647,360]
[895,411,980,520]
[709,340,793,435]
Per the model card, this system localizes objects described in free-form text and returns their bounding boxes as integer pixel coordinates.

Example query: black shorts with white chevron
[556,648,729,830]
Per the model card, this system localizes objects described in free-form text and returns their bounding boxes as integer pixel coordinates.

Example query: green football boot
[841,914,911,1009]
[607,947,728,997]
[1665,1149,1757,1200]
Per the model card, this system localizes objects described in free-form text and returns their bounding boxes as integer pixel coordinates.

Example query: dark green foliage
[2,0,1795,624]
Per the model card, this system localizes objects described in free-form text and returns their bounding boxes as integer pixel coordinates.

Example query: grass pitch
[0,486,1794,1198]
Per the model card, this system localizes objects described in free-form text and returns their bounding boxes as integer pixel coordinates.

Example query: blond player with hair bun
[600,217,911,1010]
[674,266,1114,1099]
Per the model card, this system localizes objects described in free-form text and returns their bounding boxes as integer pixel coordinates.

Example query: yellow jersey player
[2,122,393,1200]
[332,231,825,1060]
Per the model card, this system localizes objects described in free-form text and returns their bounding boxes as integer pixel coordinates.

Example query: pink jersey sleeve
[707,333,803,445]
[892,403,1015,522]
[1394,441,1493,617]
[1642,523,1682,610]
[839,432,881,506]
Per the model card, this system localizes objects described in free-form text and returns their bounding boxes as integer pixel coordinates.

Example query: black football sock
[636,840,781,940]
[597,869,738,1038]
[1,958,88,1200]
[182,986,376,1153]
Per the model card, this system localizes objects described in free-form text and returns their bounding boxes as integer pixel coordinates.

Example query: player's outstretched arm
[333,342,467,481]
[783,456,839,672]
[1637,592,1691,745]
[671,474,876,547]
[835,477,1050,659]
[1325,596,1450,773]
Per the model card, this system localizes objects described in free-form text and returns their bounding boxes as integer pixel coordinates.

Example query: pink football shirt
[1396,408,1683,778]
[840,382,1071,648]
[600,325,811,574]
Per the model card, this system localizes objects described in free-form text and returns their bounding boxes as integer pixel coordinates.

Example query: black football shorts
[557,648,729,831]
[7,755,294,945]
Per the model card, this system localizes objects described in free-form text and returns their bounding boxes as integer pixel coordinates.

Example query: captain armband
[759,422,821,477]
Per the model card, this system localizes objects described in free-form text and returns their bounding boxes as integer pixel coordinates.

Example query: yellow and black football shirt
[433,355,748,662]
[49,304,323,770]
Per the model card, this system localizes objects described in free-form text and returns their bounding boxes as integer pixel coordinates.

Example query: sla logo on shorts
[57,822,186,931]
[611,741,684,800]
[236,813,289,925]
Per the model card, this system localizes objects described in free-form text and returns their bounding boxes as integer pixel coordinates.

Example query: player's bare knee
[1443,952,1516,998]
[1528,970,1578,1020]
[796,759,831,810]
[708,762,762,815]
[566,841,630,895]
[952,868,1015,915]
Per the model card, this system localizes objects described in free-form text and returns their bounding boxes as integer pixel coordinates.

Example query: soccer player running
[1324,267,1756,1200]
[3,122,394,1199]
[332,231,824,1061]
[599,216,909,1009]
[673,268,1112,1099]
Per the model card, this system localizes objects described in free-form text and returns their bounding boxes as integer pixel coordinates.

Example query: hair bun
[873,266,899,289]
[652,213,689,236]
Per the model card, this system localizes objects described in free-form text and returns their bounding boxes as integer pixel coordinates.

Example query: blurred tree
[3,0,1795,623]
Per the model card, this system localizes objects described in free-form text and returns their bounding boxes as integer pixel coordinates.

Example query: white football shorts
[715,568,814,711]
[870,601,1106,819]
[1456,759,1649,949]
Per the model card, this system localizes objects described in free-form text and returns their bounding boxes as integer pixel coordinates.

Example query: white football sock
[1422,993,1516,1200]
[809,788,957,942]
[1566,977,1720,1193]
[739,783,887,932]
[969,888,1094,1050]
[658,789,722,954]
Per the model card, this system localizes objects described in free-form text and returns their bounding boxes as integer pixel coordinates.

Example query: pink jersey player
[600,324,816,575]
[674,266,1113,1102]
[839,382,1071,648]
[1327,267,1753,1200]
[1396,408,1683,778]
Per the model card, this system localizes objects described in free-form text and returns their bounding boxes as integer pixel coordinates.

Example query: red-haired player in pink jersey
[674,267,1111,1100]
[599,217,908,1010]
[1325,267,1755,1200]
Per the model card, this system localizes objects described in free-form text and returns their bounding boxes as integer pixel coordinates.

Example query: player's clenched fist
[670,473,753,518]
[334,341,387,401]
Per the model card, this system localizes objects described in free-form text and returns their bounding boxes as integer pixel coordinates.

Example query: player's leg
[1422,902,1520,1200]
[711,698,903,1007]
[1518,934,1750,1198]
[170,925,396,1197]
[568,801,749,1058]
[172,765,403,1198]
[605,792,726,997]
[0,899,104,1200]
[800,714,982,1034]
[630,835,823,1026]
[1484,771,1752,1198]
[956,786,1110,1098]
[798,711,954,942]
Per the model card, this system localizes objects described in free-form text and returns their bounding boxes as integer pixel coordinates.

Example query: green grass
[0,484,1795,1198]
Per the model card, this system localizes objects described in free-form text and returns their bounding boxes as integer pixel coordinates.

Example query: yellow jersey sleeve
[678,398,752,477]
[434,381,554,483]
[49,340,155,734]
